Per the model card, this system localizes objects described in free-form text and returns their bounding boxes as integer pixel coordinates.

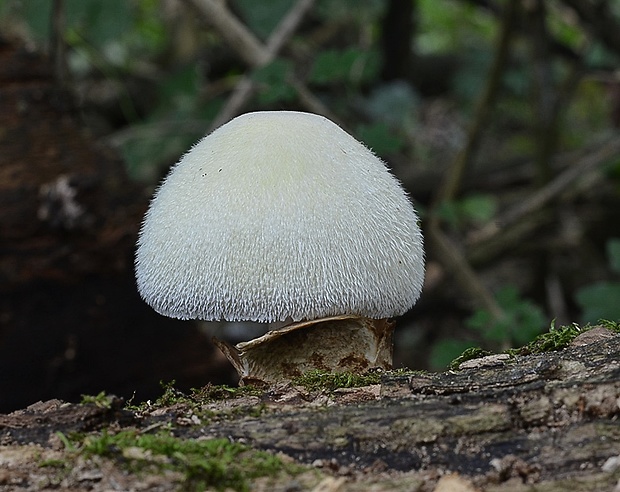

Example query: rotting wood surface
[202,327,620,482]
[1,328,619,491]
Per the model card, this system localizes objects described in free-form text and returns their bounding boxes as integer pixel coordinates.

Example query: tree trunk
[0,37,233,413]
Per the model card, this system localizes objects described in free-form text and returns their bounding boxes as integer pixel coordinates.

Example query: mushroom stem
[212,315,394,386]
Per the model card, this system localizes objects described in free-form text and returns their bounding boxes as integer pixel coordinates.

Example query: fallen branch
[424,0,519,321]
[430,0,519,217]
[181,0,320,130]
[428,227,505,318]
[181,0,270,66]
[470,134,620,245]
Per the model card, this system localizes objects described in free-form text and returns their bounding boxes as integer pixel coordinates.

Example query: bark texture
[1,328,619,491]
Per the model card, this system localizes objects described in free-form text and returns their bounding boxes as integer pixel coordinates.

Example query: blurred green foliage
[309,47,380,86]
[356,122,405,156]
[2,0,615,176]
[0,0,164,65]
[365,81,420,127]
[2,0,619,369]
[234,0,295,40]
[430,338,476,370]
[576,239,620,323]
[252,59,296,104]
[417,0,495,54]
[467,286,546,346]
[3,0,132,45]
[438,194,498,231]
[430,286,546,370]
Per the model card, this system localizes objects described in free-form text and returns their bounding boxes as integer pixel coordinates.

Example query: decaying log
[1,328,619,490]
[201,328,620,488]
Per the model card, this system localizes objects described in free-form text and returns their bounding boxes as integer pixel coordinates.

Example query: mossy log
[1,327,619,491]
[202,327,620,490]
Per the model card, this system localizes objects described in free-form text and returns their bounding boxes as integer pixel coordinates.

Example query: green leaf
[162,66,201,97]
[18,0,133,46]
[7,0,52,41]
[466,286,545,346]
[67,0,133,46]
[436,201,460,230]
[460,194,497,224]
[309,47,379,86]
[465,308,493,332]
[484,317,512,343]
[310,50,342,84]
[607,238,620,274]
[437,194,497,231]
[576,282,620,323]
[495,285,521,311]
[510,302,546,345]
[251,59,296,105]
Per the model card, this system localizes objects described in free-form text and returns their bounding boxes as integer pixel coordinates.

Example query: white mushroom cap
[135,111,424,323]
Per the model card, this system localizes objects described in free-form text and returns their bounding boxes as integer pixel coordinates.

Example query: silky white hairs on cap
[135,111,424,322]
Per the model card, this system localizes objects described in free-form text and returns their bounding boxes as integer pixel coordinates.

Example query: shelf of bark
[1,326,619,491]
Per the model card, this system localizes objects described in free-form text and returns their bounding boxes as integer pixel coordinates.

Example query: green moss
[154,380,191,406]
[292,368,431,392]
[448,347,492,371]
[78,429,291,492]
[229,403,267,419]
[516,318,620,355]
[292,369,383,392]
[190,383,263,401]
[55,431,77,452]
[448,320,620,370]
[600,319,620,333]
[39,458,69,468]
[508,322,584,356]
[125,381,263,413]
[80,391,115,409]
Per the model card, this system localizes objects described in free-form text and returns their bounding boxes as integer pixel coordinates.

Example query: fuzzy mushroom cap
[135,111,424,323]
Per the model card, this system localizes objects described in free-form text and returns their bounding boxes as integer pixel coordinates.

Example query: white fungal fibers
[135,111,424,322]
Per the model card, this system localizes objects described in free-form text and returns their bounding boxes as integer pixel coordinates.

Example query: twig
[182,0,316,131]
[265,0,315,55]
[428,228,504,319]
[289,77,342,126]
[465,4,587,265]
[210,77,256,131]
[560,0,620,57]
[526,0,556,186]
[182,0,270,66]
[470,135,620,245]
[424,0,519,320]
[183,0,337,129]
[525,2,585,189]
[50,0,68,86]
[211,0,315,129]
[430,0,519,218]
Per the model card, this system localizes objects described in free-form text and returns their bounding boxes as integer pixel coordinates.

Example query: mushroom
[135,111,424,384]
